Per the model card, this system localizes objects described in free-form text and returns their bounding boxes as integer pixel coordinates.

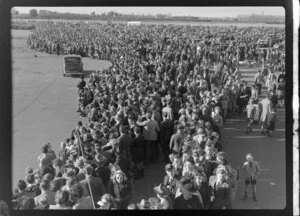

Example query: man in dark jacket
[159,112,174,162]
[115,125,132,159]
[80,165,106,206]
[94,154,111,191]
[131,126,145,179]
[77,75,86,93]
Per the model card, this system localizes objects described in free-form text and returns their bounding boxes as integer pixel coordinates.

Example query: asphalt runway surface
[12,30,285,209]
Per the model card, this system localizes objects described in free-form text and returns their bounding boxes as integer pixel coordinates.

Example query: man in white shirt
[137,112,160,164]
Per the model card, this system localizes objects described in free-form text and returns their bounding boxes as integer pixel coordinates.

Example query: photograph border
[0,0,294,215]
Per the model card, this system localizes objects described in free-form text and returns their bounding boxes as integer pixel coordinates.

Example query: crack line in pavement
[13,72,61,119]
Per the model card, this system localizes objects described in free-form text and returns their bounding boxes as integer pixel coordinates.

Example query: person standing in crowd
[162,164,180,199]
[266,99,277,137]
[169,125,185,155]
[237,83,251,116]
[276,77,285,108]
[137,112,160,165]
[250,85,259,103]
[208,168,231,209]
[12,180,32,209]
[49,190,72,210]
[70,184,94,209]
[80,165,106,206]
[94,153,111,191]
[254,70,264,95]
[259,93,271,135]
[193,170,209,209]
[131,126,145,179]
[159,112,174,163]
[242,154,261,202]
[34,180,56,207]
[77,74,86,96]
[108,170,132,209]
[58,142,68,164]
[115,125,131,159]
[266,69,277,92]
[245,99,256,133]
[174,183,203,209]
[153,184,173,209]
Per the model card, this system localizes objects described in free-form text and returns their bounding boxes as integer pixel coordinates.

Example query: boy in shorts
[242,154,261,201]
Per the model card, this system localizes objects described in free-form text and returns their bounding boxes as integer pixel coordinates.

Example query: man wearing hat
[153,184,173,209]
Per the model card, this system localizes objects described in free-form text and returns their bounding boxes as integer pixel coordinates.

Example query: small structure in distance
[127,21,141,25]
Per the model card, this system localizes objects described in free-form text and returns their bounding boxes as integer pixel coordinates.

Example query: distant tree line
[11,9,284,24]
[237,14,284,23]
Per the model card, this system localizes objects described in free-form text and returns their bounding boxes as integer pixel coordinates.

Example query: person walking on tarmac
[245,99,256,134]
[254,70,264,95]
[242,154,261,202]
[77,75,86,93]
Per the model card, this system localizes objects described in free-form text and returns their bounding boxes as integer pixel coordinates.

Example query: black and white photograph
[5,5,294,212]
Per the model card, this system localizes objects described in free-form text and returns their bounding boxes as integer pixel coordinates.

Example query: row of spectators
[13,21,285,209]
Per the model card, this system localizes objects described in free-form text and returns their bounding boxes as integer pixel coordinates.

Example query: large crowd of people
[13,21,285,210]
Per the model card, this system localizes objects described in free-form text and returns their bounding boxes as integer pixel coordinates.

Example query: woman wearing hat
[153,184,173,209]
[108,170,132,209]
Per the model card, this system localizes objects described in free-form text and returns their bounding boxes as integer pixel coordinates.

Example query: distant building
[127,21,141,25]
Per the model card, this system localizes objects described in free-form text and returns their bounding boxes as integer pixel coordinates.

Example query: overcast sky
[14,7,285,18]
